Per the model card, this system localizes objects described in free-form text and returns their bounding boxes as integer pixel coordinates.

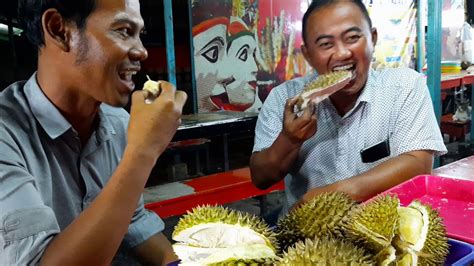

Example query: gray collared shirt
[0,74,164,264]
[253,68,447,214]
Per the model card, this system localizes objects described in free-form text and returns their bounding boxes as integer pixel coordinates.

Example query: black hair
[302,0,372,43]
[18,0,97,51]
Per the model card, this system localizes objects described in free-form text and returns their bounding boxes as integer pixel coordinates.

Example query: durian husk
[173,205,278,251]
[343,194,400,254]
[393,200,449,265]
[296,70,352,109]
[275,191,356,253]
[276,236,375,265]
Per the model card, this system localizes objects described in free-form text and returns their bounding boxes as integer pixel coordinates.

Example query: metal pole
[426,0,442,167]
[163,0,176,85]
[187,0,198,113]
[416,0,425,72]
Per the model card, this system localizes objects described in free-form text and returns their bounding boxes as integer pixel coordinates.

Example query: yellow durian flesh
[398,206,424,246]
[143,76,161,103]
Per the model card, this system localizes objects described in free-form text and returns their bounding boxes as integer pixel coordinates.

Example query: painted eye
[238,49,248,61]
[201,45,219,63]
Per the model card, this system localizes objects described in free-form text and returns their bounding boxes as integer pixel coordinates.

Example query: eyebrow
[201,37,225,52]
[314,26,363,43]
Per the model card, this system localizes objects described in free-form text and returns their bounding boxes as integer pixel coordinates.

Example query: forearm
[41,147,158,265]
[133,233,178,265]
[302,151,434,203]
[250,133,302,189]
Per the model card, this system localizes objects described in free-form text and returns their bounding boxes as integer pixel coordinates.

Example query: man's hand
[282,96,317,144]
[127,81,187,160]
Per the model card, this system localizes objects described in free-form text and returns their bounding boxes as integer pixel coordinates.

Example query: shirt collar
[25,73,71,139]
[25,73,117,141]
[357,68,376,104]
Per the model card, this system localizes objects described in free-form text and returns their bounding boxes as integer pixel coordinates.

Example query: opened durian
[296,70,352,110]
[342,194,400,264]
[275,191,356,252]
[277,236,375,265]
[393,200,449,265]
[172,205,278,265]
[143,75,162,103]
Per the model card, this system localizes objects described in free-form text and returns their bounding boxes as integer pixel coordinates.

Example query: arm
[133,232,178,266]
[40,83,187,265]
[250,97,316,189]
[298,149,434,207]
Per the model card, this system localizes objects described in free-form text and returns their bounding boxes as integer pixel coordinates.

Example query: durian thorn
[353,220,391,248]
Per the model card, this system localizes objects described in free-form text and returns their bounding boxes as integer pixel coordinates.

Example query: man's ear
[301,43,315,68]
[41,8,71,52]
[371,27,378,47]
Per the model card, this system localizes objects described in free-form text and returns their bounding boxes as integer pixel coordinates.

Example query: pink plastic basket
[380,175,474,244]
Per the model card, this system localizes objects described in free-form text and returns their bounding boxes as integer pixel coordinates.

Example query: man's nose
[130,39,148,61]
[334,44,352,60]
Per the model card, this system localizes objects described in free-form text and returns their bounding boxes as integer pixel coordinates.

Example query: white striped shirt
[253,68,447,213]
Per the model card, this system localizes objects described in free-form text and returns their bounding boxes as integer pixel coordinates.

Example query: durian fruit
[296,70,352,110]
[342,194,400,264]
[276,237,375,265]
[143,75,162,103]
[275,191,356,252]
[172,205,278,265]
[393,200,449,265]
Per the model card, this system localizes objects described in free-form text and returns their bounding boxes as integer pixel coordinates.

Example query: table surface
[179,111,258,130]
[433,155,474,181]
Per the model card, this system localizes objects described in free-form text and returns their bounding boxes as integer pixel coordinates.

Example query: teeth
[333,65,353,71]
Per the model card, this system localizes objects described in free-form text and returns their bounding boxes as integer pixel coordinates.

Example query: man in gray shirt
[0,0,187,264]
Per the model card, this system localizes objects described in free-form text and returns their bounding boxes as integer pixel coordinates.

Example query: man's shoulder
[0,81,30,125]
[372,67,423,85]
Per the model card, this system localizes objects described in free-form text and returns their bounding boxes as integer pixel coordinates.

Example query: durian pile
[171,192,449,265]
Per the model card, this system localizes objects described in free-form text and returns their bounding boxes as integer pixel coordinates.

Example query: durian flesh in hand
[172,205,278,265]
[296,70,352,110]
[393,200,449,265]
[276,237,375,265]
[275,191,356,252]
[143,75,162,103]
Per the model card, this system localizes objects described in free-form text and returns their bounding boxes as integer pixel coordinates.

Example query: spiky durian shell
[173,205,278,250]
[343,194,400,253]
[275,191,356,252]
[406,200,449,265]
[277,237,375,265]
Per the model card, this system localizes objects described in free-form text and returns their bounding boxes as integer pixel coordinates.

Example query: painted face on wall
[193,18,232,112]
[224,34,258,109]
[302,1,377,100]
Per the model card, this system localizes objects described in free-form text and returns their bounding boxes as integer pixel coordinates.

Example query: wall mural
[191,0,311,113]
